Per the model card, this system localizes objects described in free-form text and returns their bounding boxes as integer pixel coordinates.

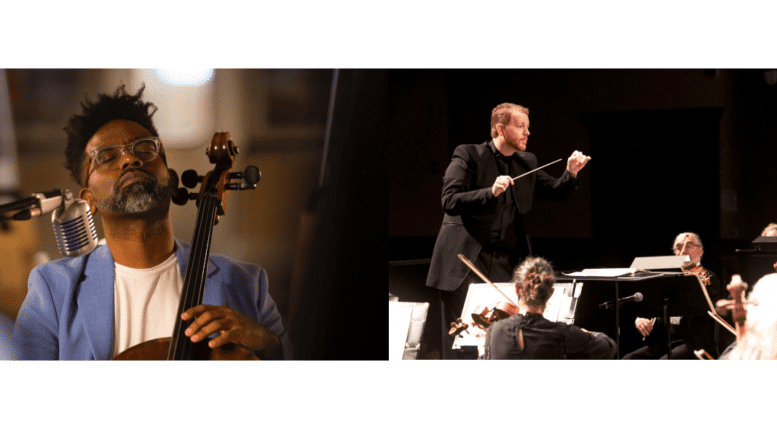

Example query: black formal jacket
[426,141,580,291]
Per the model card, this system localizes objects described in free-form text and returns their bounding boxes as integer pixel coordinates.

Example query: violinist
[12,85,291,360]
[760,222,777,237]
[725,273,777,359]
[716,223,777,358]
[622,232,724,359]
[483,257,616,359]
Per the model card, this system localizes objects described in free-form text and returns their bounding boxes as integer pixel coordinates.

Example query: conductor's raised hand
[182,304,282,358]
[491,175,514,197]
[566,150,591,178]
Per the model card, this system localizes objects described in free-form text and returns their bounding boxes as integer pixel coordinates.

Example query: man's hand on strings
[566,150,591,178]
[491,175,514,197]
[182,304,282,358]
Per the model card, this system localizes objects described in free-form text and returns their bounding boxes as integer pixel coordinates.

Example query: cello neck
[167,187,220,360]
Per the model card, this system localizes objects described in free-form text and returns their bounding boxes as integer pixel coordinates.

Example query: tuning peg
[226,165,261,191]
[171,188,198,206]
[243,165,260,186]
[181,169,203,189]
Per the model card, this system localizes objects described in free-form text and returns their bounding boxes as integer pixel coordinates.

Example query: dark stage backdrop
[389,69,777,357]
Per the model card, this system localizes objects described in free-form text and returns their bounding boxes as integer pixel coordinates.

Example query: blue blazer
[12,238,292,360]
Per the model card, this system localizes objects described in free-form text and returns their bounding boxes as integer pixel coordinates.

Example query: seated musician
[725,273,777,359]
[483,257,616,359]
[622,232,724,359]
[12,85,292,360]
[717,223,777,358]
[761,222,777,237]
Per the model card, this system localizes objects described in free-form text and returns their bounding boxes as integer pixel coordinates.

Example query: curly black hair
[63,84,161,185]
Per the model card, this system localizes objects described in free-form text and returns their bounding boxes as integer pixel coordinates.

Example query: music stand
[388,301,430,360]
[630,255,688,271]
[558,266,713,358]
[737,236,777,286]
[629,274,712,359]
[751,236,777,251]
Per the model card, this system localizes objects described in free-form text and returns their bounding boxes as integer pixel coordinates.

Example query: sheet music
[388,302,412,360]
[564,268,638,277]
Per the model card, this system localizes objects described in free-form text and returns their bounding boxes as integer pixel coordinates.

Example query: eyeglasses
[674,242,700,252]
[88,137,161,170]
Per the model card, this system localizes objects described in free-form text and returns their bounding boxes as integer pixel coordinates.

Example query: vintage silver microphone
[2,188,99,257]
[51,189,98,257]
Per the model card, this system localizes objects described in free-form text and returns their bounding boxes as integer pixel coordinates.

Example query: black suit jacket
[426,140,580,291]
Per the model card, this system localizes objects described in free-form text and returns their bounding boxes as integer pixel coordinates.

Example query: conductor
[426,102,590,358]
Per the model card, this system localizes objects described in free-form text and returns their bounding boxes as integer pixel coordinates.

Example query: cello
[113,132,262,360]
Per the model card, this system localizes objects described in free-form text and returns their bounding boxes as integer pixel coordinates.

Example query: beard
[504,135,526,152]
[100,171,171,214]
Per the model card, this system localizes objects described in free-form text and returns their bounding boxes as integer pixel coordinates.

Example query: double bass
[113,132,262,360]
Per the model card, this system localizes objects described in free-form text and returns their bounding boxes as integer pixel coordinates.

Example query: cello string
[186,192,218,357]
[184,193,216,358]
[170,187,218,359]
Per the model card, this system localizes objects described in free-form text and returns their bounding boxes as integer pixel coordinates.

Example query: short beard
[101,178,171,214]
[504,136,524,152]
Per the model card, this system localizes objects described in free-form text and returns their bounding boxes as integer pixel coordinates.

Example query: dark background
[388,69,777,358]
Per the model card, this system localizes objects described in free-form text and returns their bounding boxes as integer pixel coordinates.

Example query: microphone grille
[634,292,643,302]
[52,199,98,257]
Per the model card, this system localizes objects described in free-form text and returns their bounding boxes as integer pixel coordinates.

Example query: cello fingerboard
[168,189,219,360]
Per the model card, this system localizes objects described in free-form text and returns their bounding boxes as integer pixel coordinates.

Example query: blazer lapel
[510,152,533,214]
[77,245,116,360]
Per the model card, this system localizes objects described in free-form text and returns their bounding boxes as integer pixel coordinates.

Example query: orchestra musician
[724,273,777,359]
[622,232,724,359]
[425,102,590,358]
[716,222,777,358]
[483,257,616,359]
[760,222,777,237]
[11,85,292,360]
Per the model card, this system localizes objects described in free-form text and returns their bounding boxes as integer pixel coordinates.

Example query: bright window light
[153,69,215,87]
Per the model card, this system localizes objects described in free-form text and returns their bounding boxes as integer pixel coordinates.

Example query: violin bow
[458,254,519,306]
[708,310,737,336]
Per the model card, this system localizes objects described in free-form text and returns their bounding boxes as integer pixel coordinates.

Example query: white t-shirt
[112,253,182,356]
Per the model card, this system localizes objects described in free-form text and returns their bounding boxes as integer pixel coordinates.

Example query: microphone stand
[0,197,40,221]
[664,298,672,360]
[0,189,63,221]
[615,282,620,359]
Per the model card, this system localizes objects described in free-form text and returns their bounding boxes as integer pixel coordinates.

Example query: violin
[684,264,712,285]
[728,275,748,339]
[471,301,520,329]
[113,132,261,360]
[449,255,522,338]
[449,301,519,337]
[448,319,469,337]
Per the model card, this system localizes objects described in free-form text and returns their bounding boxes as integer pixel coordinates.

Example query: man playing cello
[13,85,291,360]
